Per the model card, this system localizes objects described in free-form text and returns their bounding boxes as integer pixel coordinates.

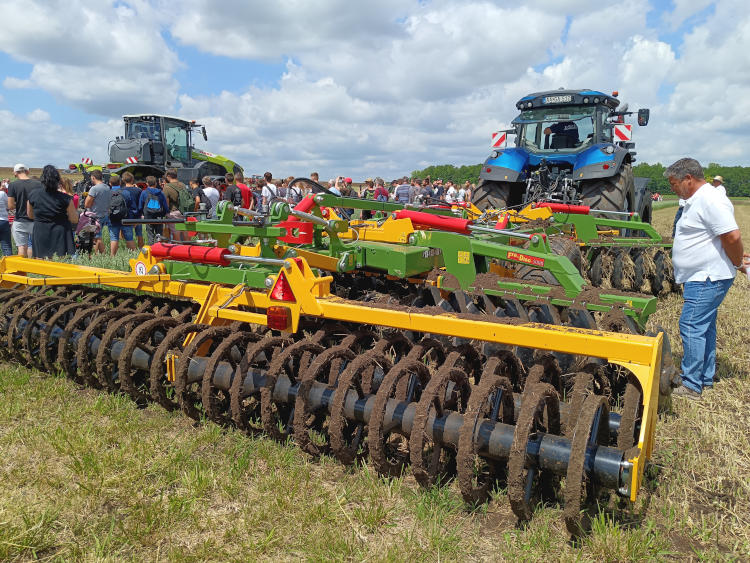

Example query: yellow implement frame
[0,254,661,500]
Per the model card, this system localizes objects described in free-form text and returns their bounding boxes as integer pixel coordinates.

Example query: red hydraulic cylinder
[149,243,231,266]
[534,202,590,214]
[294,196,316,214]
[393,210,472,234]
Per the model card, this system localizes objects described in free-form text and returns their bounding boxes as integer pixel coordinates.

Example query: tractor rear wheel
[580,163,633,212]
[472,180,511,210]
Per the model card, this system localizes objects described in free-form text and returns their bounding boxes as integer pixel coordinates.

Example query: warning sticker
[134,261,148,276]
[507,251,545,267]
[457,251,471,264]
[614,124,632,141]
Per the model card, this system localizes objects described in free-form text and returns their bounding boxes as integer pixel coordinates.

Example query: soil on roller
[409,363,470,488]
[563,395,610,537]
[507,382,561,521]
[617,381,643,451]
[329,348,392,466]
[261,340,324,442]
[119,316,181,405]
[149,323,209,411]
[230,336,291,433]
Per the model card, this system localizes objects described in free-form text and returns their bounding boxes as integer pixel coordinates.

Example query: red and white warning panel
[614,124,632,141]
[491,131,507,148]
[126,156,139,164]
[81,157,93,165]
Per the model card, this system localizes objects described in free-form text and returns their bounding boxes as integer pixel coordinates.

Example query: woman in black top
[27,165,79,258]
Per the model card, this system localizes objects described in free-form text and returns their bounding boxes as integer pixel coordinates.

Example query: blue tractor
[472,89,653,221]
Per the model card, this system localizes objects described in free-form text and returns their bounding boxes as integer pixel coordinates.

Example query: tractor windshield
[516,106,596,153]
[164,118,190,164]
[126,119,161,141]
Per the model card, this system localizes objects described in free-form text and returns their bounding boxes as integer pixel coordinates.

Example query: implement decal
[507,251,545,267]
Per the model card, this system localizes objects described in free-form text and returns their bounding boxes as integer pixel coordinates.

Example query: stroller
[75,211,100,255]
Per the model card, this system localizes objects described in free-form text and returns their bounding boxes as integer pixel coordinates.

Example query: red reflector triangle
[270,270,296,302]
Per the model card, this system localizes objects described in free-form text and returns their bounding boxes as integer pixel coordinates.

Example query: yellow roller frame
[0,253,661,500]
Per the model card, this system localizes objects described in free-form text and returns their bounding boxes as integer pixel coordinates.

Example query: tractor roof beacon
[71,114,243,189]
[473,89,653,222]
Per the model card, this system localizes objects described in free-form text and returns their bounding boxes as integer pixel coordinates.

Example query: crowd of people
[0,166,475,259]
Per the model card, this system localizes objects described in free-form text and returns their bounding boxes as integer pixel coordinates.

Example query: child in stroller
[75,210,100,255]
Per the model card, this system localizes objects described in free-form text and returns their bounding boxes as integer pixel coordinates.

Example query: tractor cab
[511,90,621,155]
[112,115,207,170]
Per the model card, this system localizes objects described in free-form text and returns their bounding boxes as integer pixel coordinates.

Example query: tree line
[411,162,750,197]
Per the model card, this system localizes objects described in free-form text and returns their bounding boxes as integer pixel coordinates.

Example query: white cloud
[27,109,50,122]
[0,0,180,115]
[3,77,33,89]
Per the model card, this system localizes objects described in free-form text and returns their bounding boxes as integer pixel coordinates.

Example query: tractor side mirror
[637,108,650,126]
[202,126,208,141]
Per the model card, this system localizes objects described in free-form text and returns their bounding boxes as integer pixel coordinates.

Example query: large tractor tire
[472,180,512,210]
[580,163,633,212]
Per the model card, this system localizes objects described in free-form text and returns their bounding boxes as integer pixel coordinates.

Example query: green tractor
[70,114,242,189]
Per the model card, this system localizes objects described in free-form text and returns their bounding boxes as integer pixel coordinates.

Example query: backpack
[108,189,128,222]
[196,188,212,214]
[376,192,388,202]
[228,185,244,207]
[143,190,165,218]
[175,185,194,214]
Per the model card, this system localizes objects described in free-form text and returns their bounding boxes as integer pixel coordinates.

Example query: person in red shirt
[235,171,254,209]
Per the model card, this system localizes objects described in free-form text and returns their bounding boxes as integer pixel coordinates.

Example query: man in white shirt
[666,158,746,400]
[201,176,220,218]
[444,181,457,204]
[711,175,724,189]
[260,171,276,212]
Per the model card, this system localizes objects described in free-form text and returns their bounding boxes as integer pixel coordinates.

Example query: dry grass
[0,167,83,182]
[0,204,749,560]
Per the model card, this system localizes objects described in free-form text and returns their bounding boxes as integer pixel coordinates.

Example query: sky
[0,0,748,180]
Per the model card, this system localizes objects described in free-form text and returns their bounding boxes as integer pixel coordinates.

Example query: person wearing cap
[665,158,746,401]
[711,175,725,189]
[7,163,43,257]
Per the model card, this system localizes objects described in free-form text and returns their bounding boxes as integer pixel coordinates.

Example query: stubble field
[0,204,748,561]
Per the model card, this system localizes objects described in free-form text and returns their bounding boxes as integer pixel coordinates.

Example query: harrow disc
[20,297,70,370]
[410,361,470,488]
[457,371,515,505]
[262,339,324,441]
[95,312,155,392]
[231,336,292,433]
[564,394,610,537]
[202,330,262,426]
[329,350,393,465]
[119,316,181,405]
[149,323,209,411]
[293,345,356,457]
[175,326,234,420]
[369,357,430,477]
[508,382,561,522]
